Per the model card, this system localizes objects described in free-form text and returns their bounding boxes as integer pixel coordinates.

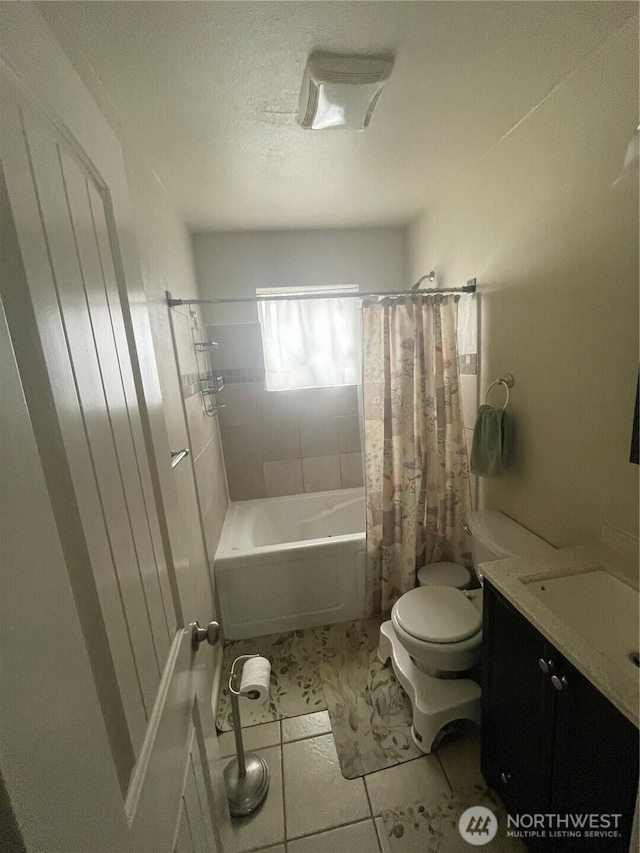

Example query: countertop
[480,542,639,728]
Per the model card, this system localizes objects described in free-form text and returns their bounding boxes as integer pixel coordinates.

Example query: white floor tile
[218,721,281,759]
[437,727,484,792]
[364,753,450,816]
[281,711,332,743]
[375,817,391,853]
[283,734,370,839]
[221,746,284,853]
[288,819,380,853]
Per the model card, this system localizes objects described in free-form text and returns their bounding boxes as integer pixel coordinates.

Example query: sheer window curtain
[258,288,361,391]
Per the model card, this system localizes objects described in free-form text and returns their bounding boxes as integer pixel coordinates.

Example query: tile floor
[214,709,483,853]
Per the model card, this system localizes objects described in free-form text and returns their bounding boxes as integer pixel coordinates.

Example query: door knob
[550,674,568,691]
[191,621,220,651]
[538,658,555,674]
[500,771,512,785]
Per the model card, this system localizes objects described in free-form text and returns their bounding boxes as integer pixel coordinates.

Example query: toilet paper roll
[239,656,271,701]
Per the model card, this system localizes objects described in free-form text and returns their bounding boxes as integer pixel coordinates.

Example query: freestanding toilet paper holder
[224,654,270,817]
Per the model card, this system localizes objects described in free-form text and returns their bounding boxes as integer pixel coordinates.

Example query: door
[481,582,557,814]
[0,5,222,851]
[552,659,639,853]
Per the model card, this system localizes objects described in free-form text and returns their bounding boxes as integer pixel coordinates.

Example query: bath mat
[381,785,527,853]
[216,621,369,731]
[319,643,423,779]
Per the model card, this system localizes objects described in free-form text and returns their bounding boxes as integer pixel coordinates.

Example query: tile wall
[458,296,479,510]
[208,323,364,501]
[171,308,229,559]
[460,367,478,510]
[208,307,476,505]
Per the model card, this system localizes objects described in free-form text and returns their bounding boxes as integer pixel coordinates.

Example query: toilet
[377,510,554,753]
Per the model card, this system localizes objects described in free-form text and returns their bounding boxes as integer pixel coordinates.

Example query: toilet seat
[393,587,482,644]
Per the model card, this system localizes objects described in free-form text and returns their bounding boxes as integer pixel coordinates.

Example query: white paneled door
[0,6,221,852]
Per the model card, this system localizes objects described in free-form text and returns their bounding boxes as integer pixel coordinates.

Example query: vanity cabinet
[481,581,638,852]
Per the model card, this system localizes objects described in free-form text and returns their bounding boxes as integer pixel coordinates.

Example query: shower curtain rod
[166,278,476,307]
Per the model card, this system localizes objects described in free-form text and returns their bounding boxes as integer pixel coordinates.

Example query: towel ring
[485,374,514,410]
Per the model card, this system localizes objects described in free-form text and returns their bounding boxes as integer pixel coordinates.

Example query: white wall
[125,155,229,596]
[408,17,639,546]
[193,228,408,324]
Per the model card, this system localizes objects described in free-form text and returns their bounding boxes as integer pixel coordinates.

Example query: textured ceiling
[40,2,636,232]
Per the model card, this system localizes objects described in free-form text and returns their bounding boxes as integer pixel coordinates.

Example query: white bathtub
[214,488,366,639]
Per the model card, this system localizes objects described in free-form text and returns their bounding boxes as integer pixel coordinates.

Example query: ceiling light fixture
[298,51,394,131]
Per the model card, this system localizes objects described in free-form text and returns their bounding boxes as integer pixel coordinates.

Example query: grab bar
[170,448,190,469]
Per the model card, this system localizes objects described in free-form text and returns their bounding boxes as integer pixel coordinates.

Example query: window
[257,285,361,391]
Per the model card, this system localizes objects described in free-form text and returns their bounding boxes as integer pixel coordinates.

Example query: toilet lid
[393,587,483,644]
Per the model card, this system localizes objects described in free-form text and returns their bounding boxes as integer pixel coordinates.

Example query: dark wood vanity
[481,580,639,852]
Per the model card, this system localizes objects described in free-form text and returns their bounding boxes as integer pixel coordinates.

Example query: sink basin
[527,570,639,679]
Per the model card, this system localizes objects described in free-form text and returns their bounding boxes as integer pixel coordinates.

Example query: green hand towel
[470,404,513,477]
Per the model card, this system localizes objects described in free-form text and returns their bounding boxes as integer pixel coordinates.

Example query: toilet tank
[466,510,554,582]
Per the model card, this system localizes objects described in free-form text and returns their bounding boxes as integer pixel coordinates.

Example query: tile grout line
[436,752,455,793]
[363,777,384,853]
[218,711,334,758]
[280,721,288,852]
[374,816,388,853]
[190,415,218,464]
[363,772,375,819]
[281,731,330,745]
[286,816,380,846]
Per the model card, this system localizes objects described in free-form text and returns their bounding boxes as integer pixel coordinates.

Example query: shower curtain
[362,294,472,617]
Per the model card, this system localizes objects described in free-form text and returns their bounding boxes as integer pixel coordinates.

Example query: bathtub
[214,488,366,639]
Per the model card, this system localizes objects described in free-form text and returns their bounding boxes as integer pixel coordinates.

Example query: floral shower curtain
[362,294,472,616]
